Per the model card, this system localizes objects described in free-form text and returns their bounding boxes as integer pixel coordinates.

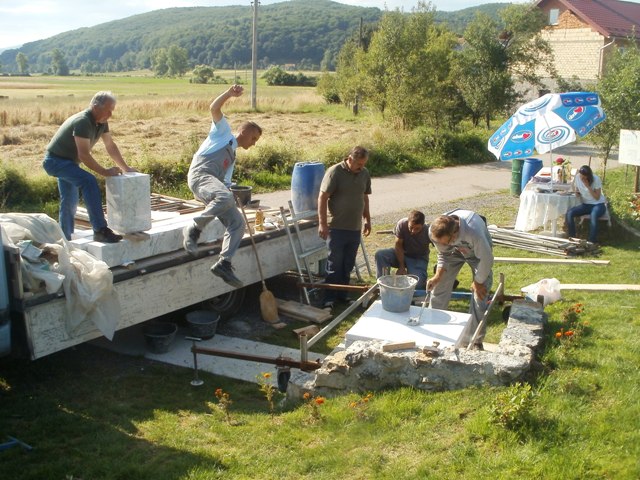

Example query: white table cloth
[515,185,580,236]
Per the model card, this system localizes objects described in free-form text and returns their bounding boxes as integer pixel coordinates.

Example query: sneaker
[211,259,243,288]
[94,227,122,243]
[183,224,201,255]
[322,300,334,309]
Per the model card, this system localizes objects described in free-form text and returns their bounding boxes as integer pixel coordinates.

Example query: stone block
[106,173,152,234]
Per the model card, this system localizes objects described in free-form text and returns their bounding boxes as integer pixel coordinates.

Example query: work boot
[94,227,123,243]
[183,223,201,255]
[211,258,243,288]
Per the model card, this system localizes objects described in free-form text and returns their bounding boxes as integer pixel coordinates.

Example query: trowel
[408,290,431,325]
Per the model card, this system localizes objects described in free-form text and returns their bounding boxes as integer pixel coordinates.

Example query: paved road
[256,144,618,219]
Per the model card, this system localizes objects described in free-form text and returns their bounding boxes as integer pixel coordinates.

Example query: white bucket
[377,275,419,312]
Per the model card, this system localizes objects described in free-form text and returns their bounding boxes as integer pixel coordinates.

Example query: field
[0,72,376,182]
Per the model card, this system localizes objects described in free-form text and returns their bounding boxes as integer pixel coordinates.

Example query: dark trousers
[324,228,361,303]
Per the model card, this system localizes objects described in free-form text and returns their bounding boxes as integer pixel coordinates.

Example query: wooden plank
[292,325,320,338]
[382,341,416,352]
[559,283,640,291]
[276,299,332,323]
[494,257,609,265]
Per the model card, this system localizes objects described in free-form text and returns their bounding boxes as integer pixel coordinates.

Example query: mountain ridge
[0,0,509,73]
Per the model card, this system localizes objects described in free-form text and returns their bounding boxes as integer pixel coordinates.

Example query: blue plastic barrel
[291,162,325,213]
[521,158,543,192]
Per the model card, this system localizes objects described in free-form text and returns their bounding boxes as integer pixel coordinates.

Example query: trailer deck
[5,195,325,360]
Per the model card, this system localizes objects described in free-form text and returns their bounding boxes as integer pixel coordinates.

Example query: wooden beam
[559,284,640,291]
[382,341,416,352]
[494,257,609,265]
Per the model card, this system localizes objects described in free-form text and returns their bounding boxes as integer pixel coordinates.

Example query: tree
[15,52,28,74]
[167,45,189,76]
[350,2,460,129]
[452,4,553,129]
[453,13,514,128]
[191,64,215,84]
[593,42,640,175]
[51,49,69,76]
[499,4,555,88]
[152,48,169,76]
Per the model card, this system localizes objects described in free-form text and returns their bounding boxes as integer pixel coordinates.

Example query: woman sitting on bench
[565,165,607,244]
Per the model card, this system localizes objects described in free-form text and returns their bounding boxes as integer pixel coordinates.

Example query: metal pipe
[297,282,370,292]
[466,273,505,350]
[300,332,308,364]
[190,344,322,371]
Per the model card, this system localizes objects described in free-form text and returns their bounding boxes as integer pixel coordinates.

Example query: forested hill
[0,0,509,73]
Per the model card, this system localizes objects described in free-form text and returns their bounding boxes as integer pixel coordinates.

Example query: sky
[0,0,518,51]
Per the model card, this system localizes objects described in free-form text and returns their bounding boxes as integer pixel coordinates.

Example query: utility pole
[251,0,259,110]
[353,17,363,115]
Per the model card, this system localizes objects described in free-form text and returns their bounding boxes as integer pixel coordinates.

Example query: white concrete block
[345,300,472,349]
[71,214,225,267]
[106,173,152,233]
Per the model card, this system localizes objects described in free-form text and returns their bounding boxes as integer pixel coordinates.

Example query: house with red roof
[536,0,640,82]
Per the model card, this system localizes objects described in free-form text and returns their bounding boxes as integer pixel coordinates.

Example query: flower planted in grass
[349,392,374,420]
[213,387,234,424]
[303,392,325,424]
[257,372,281,418]
[555,303,588,347]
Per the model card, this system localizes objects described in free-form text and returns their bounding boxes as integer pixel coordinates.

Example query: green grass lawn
[1,182,638,479]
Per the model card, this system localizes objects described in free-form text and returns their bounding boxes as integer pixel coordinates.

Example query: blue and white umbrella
[488,92,606,161]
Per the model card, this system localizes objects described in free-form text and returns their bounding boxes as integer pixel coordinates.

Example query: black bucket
[186,310,220,340]
[142,321,177,354]
[230,185,252,206]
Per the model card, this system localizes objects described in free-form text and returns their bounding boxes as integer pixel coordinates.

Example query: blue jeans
[374,248,428,290]
[188,173,245,261]
[324,229,361,303]
[42,154,107,240]
[565,202,606,243]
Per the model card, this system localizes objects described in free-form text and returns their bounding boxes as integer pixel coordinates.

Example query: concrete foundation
[287,299,545,401]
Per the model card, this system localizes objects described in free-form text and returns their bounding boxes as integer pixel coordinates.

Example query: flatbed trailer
[4,211,325,360]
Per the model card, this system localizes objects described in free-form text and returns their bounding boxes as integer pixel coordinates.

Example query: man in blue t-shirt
[182,85,262,288]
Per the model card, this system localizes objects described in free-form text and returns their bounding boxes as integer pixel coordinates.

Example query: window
[549,8,559,25]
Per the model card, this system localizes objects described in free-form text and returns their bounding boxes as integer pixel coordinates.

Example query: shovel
[237,198,283,328]
[408,290,431,325]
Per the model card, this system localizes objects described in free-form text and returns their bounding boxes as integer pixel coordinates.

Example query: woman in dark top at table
[565,165,606,244]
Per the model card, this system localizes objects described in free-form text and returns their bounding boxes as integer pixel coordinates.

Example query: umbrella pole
[549,149,554,191]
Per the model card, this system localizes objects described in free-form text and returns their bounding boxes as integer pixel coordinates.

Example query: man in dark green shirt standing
[318,146,372,308]
[43,91,136,242]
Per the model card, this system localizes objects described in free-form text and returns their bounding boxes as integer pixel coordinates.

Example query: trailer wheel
[202,287,246,320]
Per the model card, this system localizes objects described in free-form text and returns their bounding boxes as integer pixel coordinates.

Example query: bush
[137,158,190,194]
[491,382,535,430]
[0,166,58,212]
[262,66,317,87]
[316,73,341,104]
[605,166,640,231]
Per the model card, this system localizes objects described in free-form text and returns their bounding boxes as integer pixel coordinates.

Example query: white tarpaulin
[0,213,120,340]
